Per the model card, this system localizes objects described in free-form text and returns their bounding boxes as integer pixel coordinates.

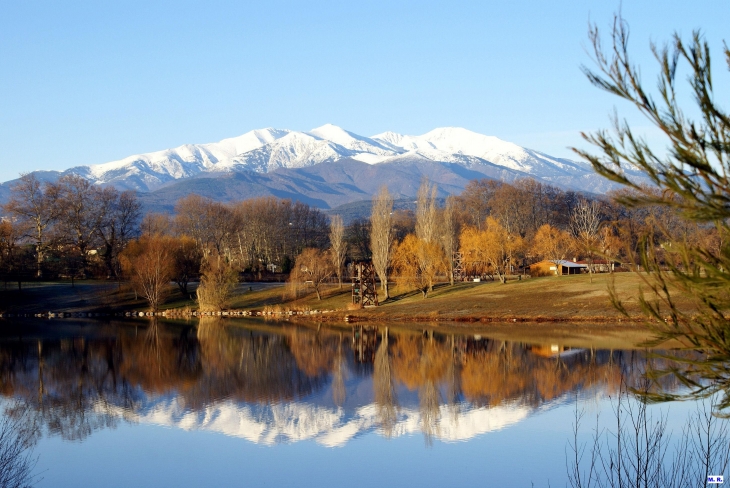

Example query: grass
[356,272,695,322]
[0,272,697,324]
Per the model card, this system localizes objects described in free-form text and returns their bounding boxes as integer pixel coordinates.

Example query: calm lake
[0,319,705,487]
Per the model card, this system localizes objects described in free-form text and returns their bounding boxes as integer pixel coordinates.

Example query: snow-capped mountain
[11,124,615,193]
[111,397,533,448]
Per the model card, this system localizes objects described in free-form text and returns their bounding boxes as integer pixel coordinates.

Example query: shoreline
[0,307,653,325]
[0,273,696,329]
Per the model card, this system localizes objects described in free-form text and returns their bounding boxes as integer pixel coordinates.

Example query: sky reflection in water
[0,319,693,487]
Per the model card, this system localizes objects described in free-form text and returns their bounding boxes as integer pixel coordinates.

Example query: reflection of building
[529,344,565,357]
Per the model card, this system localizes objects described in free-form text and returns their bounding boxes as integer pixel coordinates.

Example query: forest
[0,171,719,309]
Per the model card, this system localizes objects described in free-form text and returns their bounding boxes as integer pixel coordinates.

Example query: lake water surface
[0,319,704,487]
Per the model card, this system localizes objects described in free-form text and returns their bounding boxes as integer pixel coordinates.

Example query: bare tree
[329,215,346,288]
[570,199,602,282]
[175,195,238,257]
[457,178,502,230]
[345,217,371,262]
[140,212,173,237]
[370,186,394,299]
[0,221,21,287]
[56,175,105,277]
[0,402,40,488]
[3,173,62,278]
[415,178,438,243]
[289,248,334,300]
[171,236,201,296]
[440,196,458,285]
[568,388,730,488]
[120,236,174,312]
[96,188,141,278]
[228,197,328,275]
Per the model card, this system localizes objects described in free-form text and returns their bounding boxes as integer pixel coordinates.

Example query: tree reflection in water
[373,328,397,437]
[331,334,346,408]
[0,320,688,446]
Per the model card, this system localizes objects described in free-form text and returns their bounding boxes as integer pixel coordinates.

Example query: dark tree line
[1,173,141,283]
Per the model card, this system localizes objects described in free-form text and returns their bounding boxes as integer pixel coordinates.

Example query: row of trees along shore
[1,171,716,306]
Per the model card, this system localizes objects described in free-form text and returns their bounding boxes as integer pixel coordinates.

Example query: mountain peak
[2,125,626,196]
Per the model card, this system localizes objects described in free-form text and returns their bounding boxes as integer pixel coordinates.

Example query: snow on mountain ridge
[307,124,396,156]
[25,124,601,192]
[220,131,359,173]
[106,397,532,447]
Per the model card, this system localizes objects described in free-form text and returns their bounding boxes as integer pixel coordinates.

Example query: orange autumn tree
[459,217,524,283]
[530,224,575,274]
[392,234,446,298]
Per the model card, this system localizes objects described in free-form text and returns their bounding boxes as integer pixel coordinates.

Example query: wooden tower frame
[452,252,464,282]
[352,261,378,307]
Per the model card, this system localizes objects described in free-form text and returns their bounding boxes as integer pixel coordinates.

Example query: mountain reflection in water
[0,319,682,447]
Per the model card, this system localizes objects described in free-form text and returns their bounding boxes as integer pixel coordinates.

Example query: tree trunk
[35,242,43,279]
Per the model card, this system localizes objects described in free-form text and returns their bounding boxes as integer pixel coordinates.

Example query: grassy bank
[0,272,695,324]
[348,272,695,323]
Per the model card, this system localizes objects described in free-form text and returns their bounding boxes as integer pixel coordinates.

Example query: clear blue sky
[0,1,727,182]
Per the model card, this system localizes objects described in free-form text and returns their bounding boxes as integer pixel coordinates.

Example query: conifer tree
[576,16,730,406]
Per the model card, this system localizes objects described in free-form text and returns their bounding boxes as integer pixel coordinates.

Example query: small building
[575,259,618,273]
[529,259,587,276]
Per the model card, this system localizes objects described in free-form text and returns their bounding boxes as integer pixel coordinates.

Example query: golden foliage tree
[459,217,523,283]
[392,234,446,298]
[531,224,575,273]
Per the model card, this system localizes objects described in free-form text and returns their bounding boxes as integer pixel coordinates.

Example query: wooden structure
[452,252,464,282]
[351,261,378,307]
[529,259,587,277]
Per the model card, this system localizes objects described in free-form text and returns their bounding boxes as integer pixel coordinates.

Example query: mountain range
[0,125,643,211]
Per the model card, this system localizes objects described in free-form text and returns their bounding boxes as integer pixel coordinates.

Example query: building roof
[530,259,587,268]
[555,260,587,268]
